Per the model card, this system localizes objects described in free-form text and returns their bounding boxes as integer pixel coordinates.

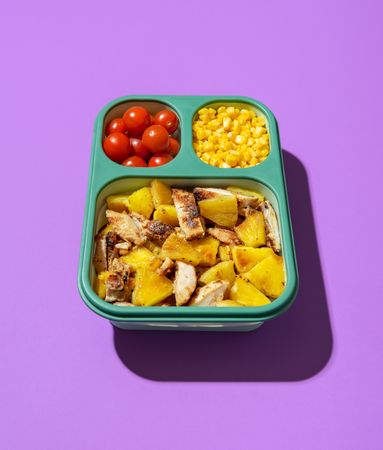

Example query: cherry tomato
[148,152,173,167]
[103,132,131,163]
[123,106,151,137]
[106,118,127,136]
[153,109,179,134]
[122,156,147,167]
[167,137,180,157]
[130,138,151,161]
[142,125,169,153]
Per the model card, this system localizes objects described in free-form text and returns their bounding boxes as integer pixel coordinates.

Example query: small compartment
[192,100,271,169]
[102,100,181,167]
[90,177,285,309]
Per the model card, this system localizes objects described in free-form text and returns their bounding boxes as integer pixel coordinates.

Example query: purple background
[1,1,382,449]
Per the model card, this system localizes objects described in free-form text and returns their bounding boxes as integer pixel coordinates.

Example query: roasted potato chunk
[150,180,173,207]
[161,233,201,266]
[230,277,271,306]
[242,254,285,299]
[132,268,173,306]
[95,271,110,299]
[190,236,220,267]
[199,261,236,288]
[120,248,161,271]
[127,187,154,219]
[232,246,275,273]
[153,205,179,226]
[106,195,130,213]
[198,195,238,228]
[234,211,266,247]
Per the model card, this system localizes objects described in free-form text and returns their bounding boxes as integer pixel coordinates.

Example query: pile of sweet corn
[192,106,270,168]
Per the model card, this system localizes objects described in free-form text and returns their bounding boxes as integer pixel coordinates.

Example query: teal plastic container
[78,95,298,331]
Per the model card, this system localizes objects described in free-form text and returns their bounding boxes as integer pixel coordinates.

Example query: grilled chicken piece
[105,232,119,267]
[115,241,132,256]
[242,206,256,217]
[172,189,205,240]
[174,261,197,306]
[207,227,241,245]
[107,259,132,302]
[93,231,108,273]
[258,201,281,255]
[156,257,175,276]
[193,187,233,202]
[144,220,174,242]
[110,258,131,276]
[236,194,262,216]
[105,273,126,303]
[93,230,119,272]
[189,280,229,306]
[106,210,147,245]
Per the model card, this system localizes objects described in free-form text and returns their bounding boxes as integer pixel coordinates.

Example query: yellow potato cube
[242,255,285,299]
[199,261,236,287]
[94,271,110,299]
[232,246,275,273]
[128,187,154,219]
[106,195,130,213]
[153,205,179,226]
[230,277,271,306]
[132,268,173,306]
[161,233,201,266]
[198,195,238,228]
[190,236,219,267]
[150,180,173,207]
[120,248,160,271]
[234,211,266,247]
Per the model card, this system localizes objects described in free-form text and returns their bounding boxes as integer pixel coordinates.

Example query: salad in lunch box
[93,180,285,307]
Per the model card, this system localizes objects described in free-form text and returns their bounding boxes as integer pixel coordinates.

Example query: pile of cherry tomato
[103,106,180,167]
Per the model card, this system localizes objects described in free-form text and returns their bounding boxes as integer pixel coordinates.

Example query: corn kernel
[202,141,213,151]
[213,120,223,131]
[226,106,236,118]
[223,117,232,130]
[250,157,259,165]
[235,135,245,145]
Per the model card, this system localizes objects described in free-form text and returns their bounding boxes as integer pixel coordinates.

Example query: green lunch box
[77,95,298,331]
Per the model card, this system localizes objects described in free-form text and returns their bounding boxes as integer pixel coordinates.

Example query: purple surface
[1,1,382,449]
